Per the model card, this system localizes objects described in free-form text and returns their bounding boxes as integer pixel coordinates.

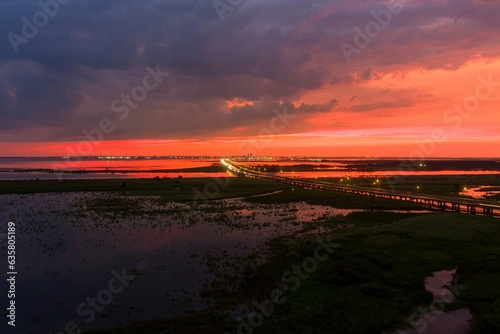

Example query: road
[221,159,500,218]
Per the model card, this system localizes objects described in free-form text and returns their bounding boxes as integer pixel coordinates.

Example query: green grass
[2,174,500,200]
[0,177,292,202]
[311,174,500,198]
[246,188,424,210]
[3,175,500,333]
[252,213,500,334]
[85,211,500,334]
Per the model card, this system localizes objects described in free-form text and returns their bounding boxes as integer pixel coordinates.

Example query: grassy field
[85,212,500,334]
[245,187,424,210]
[308,174,500,199]
[3,174,499,201]
[2,176,499,333]
[41,176,493,334]
[0,177,291,201]
[2,174,499,199]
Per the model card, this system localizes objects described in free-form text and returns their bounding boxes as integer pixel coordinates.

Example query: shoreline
[3,176,500,333]
[2,174,499,197]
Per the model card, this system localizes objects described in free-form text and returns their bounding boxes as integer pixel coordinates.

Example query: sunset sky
[0,0,499,157]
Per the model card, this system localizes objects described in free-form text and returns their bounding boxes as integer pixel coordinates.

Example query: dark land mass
[2,176,500,333]
[2,174,499,200]
[3,159,500,175]
[0,163,226,174]
[78,178,500,334]
[243,159,500,172]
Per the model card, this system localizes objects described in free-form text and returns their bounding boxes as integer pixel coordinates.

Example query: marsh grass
[316,174,500,198]
[3,176,499,333]
[246,188,424,210]
[0,178,292,201]
[86,211,500,334]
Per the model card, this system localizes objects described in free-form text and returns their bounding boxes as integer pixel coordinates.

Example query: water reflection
[0,171,233,180]
[0,158,219,170]
[0,193,354,332]
[3,169,499,181]
[280,170,500,178]
[460,186,500,199]
[390,269,472,334]
[2,156,500,180]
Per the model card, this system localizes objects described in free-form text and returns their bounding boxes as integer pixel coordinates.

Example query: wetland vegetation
[1,176,499,333]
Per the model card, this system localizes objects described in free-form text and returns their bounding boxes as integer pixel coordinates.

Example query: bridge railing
[221,159,499,218]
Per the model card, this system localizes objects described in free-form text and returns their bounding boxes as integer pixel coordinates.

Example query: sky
[0,0,499,157]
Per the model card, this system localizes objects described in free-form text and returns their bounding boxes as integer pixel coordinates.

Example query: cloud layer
[0,0,499,153]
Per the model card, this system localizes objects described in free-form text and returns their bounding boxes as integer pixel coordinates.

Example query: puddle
[388,269,472,334]
[0,192,359,333]
[0,191,434,333]
[460,186,500,199]
[425,269,457,297]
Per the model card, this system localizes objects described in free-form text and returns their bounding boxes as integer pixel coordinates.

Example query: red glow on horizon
[2,60,500,158]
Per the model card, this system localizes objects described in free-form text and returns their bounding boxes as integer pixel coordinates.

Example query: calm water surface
[1,157,499,180]
[0,192,352,333]
[388,269,472,334]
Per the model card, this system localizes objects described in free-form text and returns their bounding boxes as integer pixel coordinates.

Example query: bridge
[221,159,500,219]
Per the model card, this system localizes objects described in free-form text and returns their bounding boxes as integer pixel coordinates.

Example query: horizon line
[1,156,500,160]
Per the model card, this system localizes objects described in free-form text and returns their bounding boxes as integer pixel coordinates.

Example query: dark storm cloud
[0,0,499,141]
[228,99,338,122]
